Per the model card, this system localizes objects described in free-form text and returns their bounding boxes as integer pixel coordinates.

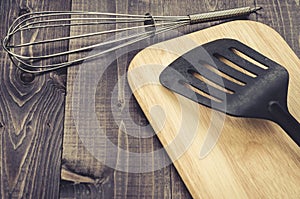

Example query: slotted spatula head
[159,39,289,120]
[159,39,300,146]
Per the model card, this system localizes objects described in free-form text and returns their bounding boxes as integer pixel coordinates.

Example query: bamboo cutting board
[127,21,300,198]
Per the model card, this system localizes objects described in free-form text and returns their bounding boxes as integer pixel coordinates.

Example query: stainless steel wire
[2,6,261,73]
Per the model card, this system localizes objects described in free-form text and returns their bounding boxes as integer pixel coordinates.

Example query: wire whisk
[2,6,261,73]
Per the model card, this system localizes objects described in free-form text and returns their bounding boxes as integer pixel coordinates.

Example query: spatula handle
[268,101,300,147]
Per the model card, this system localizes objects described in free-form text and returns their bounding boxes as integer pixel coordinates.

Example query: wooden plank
[0,0,70,198]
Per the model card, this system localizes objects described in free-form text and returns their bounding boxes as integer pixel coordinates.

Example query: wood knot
[19,8,30,16]
[20,71,35,84]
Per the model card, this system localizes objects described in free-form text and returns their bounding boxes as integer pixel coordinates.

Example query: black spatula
[159,38,300,146]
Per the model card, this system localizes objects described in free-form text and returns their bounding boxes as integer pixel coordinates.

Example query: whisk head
[2,11,191,73]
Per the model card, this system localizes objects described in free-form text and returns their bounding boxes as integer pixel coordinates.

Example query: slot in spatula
[159,38,300,146]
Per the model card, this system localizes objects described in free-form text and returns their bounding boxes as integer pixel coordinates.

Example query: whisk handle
[188,6,261,24]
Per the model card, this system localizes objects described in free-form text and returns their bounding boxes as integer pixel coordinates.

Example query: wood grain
[256,0,300,56]
[0,0,70,198]
[128,20,300,198]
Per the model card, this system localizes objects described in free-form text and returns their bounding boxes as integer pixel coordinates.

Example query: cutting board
[127,21,300,198]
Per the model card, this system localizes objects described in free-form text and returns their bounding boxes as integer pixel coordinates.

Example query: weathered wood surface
[257,0,300,56]
[0,0,70,198]
[0,0,299,198]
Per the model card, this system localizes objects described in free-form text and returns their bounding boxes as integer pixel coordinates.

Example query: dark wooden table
[0,0,299,198]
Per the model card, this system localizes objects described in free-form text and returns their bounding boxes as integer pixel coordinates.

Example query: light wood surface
[128,20,300,198]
